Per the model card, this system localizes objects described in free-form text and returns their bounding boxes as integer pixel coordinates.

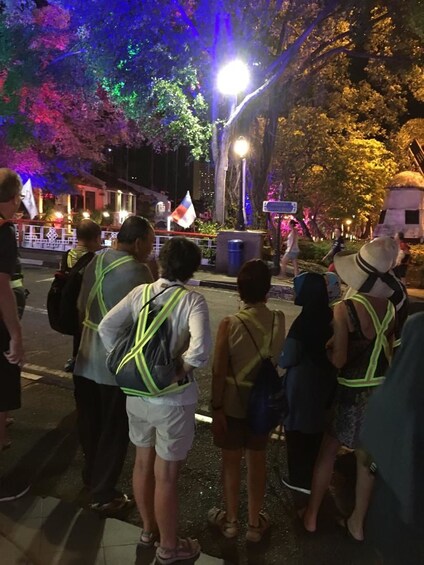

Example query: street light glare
[234,136,250,158]
[217,60,249,95]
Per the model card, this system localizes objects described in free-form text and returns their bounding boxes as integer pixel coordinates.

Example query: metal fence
[15,223,217,265]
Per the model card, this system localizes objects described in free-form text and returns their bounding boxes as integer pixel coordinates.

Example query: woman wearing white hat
[303,237,400,541]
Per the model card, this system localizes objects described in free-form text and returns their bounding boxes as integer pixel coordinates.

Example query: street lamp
[217,60,250,96]
[234,136,250,231]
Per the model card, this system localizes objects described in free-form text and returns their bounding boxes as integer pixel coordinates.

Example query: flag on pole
[171,191,196,228]
[21,179,38,219]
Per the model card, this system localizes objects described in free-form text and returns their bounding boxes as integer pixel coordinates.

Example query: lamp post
[216,60,250,223]
[233,136,249,231]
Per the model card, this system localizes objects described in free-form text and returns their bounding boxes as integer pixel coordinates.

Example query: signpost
[262,200,298,275]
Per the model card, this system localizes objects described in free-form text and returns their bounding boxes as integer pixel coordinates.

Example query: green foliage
[299,239,363,261]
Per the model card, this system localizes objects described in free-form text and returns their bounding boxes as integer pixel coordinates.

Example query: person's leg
[133,446,157,534]
[154,455,182,549]
[280,254,289,277]
[222,448,243,522]
[246,448,267,527]
[0,412,7,449]
[285,431,322,490]
[303,433,341,532]
[347,450,375,541]
[90,384,129,504]
[72,374,101,487]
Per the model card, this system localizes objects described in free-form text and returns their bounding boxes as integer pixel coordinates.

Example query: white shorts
[126,397,197,461]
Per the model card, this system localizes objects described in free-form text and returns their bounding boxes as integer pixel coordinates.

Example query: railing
[14,222,217,266]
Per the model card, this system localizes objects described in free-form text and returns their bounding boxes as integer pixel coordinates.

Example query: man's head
[334,227,341,238]
[76,219,102,251]
[117,216,154,262]
[159,237,201,282]
[0,168,23,218]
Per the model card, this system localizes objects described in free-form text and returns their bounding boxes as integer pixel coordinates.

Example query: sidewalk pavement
[19,247,424,302]
[0,495,222,565]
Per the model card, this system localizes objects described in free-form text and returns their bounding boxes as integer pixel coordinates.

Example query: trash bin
[228,239,244,277]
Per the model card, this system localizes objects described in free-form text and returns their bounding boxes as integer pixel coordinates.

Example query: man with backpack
[60,219,102,372]
[0,168,29,501]
[73,215,155,513]
[99,237,211,564]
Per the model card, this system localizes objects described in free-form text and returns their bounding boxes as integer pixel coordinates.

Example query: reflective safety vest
[83,253,134,332]
[337,294,395,388]
[116,284,188,397]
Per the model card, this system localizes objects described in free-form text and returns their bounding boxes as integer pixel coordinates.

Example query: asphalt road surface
[1,266,380,565]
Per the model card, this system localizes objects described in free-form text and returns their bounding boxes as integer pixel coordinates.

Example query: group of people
[0,166,422,564]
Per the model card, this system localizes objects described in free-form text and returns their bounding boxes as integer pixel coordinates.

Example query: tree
[0,4,133,191]
[60,0,423,222]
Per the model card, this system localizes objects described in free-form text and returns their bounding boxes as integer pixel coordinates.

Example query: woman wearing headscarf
[362,312,424,565]
[279,272,337,494]
[303,237,397,539]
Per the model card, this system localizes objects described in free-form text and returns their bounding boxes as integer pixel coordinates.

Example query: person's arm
[0,274,23,365]
[210,317,231,436]
[330,301,349,369]
[179,293,211,377]
[98,288,138,352]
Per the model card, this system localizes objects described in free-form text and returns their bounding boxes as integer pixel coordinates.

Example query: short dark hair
[0,168,22,203]
[397,231,405,240]
[159,237,201,281]
[117,216,152,244]
[237,259,271,303]
[76,219,101,243]
[289,219,297,227]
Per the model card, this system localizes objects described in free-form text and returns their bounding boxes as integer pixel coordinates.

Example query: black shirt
[0,217,18,277]
[331,236,345,257]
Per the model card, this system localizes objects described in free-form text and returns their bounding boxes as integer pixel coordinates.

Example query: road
[1,266,379,565]
[21,265,302,413]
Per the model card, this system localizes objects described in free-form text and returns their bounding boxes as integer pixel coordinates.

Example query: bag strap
[235,311,276,361]
[66,251,95,277]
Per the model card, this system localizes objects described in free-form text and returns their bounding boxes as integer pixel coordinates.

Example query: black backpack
[234,314,286,435]
[107,285,188,397]
[47,251,94,336]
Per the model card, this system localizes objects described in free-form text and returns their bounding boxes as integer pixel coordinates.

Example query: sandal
[137,528,158,549]
[246,511,271,542]
[207,507,238,539]
[156,537,201,564]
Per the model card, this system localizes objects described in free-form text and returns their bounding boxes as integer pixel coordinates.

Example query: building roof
[387,171,424,190]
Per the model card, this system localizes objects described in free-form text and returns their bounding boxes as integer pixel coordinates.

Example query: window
[405,210,419,224]
[108,191,116,210]
[378,210,386,224]
[85,190,95,211]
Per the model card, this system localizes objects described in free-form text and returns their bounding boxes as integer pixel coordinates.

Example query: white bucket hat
[334,237,401,300]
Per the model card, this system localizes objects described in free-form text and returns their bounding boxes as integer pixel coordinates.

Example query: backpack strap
[83,253,134,331]
[117,284,187,396]
[235,311,276,361]
[66,251,94,277]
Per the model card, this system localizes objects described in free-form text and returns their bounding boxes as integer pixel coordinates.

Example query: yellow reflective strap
[347,295,394,384]
[117,286,186,395]
[393,338,401,348]
[337,376,385,387]
[96,255,134,317]
[118,285,151,371]
[84,254,133,330]
[10,279,23,289]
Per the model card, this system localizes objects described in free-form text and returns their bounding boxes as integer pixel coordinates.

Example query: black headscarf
[361,312,424,530]
[287,272,333,368]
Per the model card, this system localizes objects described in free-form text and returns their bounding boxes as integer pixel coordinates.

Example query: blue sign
[262,201,297,214]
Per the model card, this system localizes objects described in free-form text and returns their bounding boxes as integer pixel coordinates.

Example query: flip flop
[337,517,363,543]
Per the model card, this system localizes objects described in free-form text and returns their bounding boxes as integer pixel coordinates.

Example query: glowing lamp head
[102,211,110,218]
[54,211,63,219]
[217,60,249,96]
[233,136,250,159]
[82,211,90,219]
